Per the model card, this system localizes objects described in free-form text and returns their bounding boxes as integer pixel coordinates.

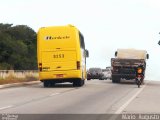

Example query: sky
[0,0,160,80]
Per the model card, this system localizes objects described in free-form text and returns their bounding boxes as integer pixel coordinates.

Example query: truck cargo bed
[111,58,146,68]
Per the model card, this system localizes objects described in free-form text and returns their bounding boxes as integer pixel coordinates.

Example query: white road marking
[115,82,148,114]
[0,105,13,110]
[49,93,60,97]
[108,82,148,120]
[89,82,109,85]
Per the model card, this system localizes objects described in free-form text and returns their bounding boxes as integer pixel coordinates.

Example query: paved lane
[0,80,145,114]
[123,81,160,114]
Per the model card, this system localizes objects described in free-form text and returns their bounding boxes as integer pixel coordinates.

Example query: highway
[0,79,160,120]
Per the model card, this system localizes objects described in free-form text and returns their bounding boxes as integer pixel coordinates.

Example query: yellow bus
[37,25,89,87]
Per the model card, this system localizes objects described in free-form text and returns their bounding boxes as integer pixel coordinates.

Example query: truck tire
[112,75,120,83]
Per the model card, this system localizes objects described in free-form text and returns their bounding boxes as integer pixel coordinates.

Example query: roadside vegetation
[0,70,39,85]
[0,23,37,70]
[0,23,38,85]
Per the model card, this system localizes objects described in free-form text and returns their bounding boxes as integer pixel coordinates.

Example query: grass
[0,71,39,85]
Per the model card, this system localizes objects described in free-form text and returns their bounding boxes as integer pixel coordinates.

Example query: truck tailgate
[111,58,145,67]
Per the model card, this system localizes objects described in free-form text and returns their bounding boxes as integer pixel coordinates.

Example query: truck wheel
[112,75,120,83]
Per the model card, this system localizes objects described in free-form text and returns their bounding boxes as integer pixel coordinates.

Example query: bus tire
[73,79,84,87]
[43,81,49,87]
[81,80,85,86]
[51,81,55,87]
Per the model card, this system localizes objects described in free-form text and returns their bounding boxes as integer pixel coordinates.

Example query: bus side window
[85,50,89,57]
[79,32,85,49]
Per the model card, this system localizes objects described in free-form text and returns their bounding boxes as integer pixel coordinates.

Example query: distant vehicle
[102,67,111,80]
[111,49,149,87]
[37,25,89,87]
[87,68,104,80]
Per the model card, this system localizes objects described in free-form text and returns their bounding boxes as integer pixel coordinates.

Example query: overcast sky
[0,0,160,80]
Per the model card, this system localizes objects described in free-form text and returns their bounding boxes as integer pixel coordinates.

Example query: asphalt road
[0,79,160,120]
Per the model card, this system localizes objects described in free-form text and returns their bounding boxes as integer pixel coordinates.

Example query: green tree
[0,23,37,70]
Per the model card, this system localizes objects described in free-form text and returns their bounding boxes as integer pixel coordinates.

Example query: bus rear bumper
[39,70,84,82]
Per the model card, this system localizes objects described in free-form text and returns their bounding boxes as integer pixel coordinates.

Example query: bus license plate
[56,74,63,78]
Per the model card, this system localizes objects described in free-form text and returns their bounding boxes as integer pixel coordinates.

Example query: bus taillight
[77,61,80,70]
[39,63,42,71]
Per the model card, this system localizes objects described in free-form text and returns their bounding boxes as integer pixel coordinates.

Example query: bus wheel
[73,79,84,87]
[50,81,55,87]
[43,81,49,87]
[82,80,85,85]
